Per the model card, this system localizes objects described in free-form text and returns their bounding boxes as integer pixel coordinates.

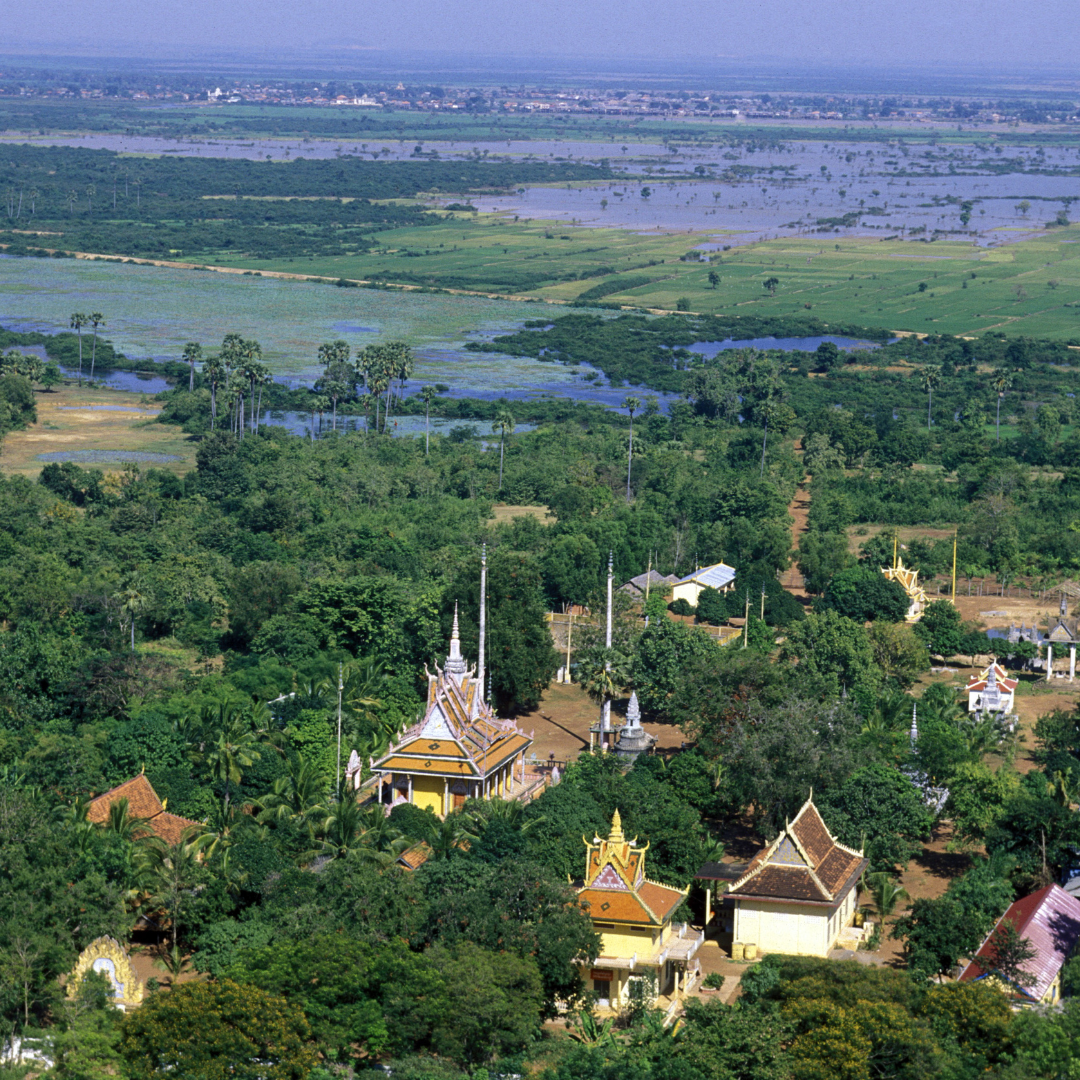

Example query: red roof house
[959,884,1080,1005]
[87,774,200,845]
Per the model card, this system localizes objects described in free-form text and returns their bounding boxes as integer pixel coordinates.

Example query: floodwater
[4,131,1076,245]
[687,335,883,358]
[0,254,678,406]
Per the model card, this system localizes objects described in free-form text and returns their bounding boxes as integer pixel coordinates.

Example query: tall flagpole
[602,551,613,747]
[478,543,487,703]
[951,531,957,604]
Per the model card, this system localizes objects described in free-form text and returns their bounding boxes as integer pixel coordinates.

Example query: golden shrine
[882,555,927,622]
[577,811,702,1008]
[67,937,144,1011]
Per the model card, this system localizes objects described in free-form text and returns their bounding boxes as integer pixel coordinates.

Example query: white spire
[626,691,641,729]
[910,702,918,747]
[445,601,467,678]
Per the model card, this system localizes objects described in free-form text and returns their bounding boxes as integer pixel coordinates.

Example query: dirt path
[780,480,810,598]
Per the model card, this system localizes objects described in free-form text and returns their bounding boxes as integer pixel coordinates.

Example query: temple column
[443,778,449,816]
[1071,645,1076,683]
[1048,644,1054,681]
[705,888,712,928]
[407,776,413,803]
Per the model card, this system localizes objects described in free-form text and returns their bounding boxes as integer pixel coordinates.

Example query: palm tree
[253,754,326,838]
[867,871,909,925]
[623,396,641,502]
[135,826,209,956]
[420,385,437,455]
[85,185,96,212]
[202,716,262,816]
[28,188,38,216]
[922,365,942,431]
[87,313,105,383]
[182,342,202,393]
[115,585,145,653]
[104,797,141,841]
[202,355,225,430]
[991,370,1014,442]
[69,313,87,386]
[493,408,515,492]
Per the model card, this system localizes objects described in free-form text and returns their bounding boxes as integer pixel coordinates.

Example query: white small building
[671,562,736,607]
[965,662,1017,716]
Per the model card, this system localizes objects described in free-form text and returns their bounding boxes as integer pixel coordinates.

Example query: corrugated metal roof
[960,884,1080,1002]
[676,562,736,590]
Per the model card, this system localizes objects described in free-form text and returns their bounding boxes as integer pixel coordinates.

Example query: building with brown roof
[577,811,702,1008]
[87,774,201,845]
[369,610,535,817]
[959,884,1080,1006]
[724,796,867,957]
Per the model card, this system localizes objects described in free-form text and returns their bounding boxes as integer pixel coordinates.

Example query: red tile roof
[88,775,201,845]
[729,797,866,906]
[959,884,1080,1002]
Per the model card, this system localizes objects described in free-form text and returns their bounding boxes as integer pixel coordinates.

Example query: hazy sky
[10,0,1080,70]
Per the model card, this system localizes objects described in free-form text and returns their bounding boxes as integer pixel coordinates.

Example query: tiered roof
[960,884,1080,1003]
[882,557,928,606]
[577,810,685,926]
[965,662,1018,696]
[87,775,201,844]
[728,797,866,906]
[372,610,532,782]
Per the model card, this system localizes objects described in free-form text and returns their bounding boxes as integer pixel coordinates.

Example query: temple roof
[728,796,866,906]
[675,562,736,591]
[87,775,201,845]
[882,558,927,603]
[577,810,686,927]
[372,614,532,782]
[965,662,1018,694]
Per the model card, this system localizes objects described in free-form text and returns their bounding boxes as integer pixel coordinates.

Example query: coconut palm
[115,584,145,653]
[201,716,262,816]
[182,342,202,393]
[922,365,942,430]
[623,396,641,502]
[87,313,105,382]
[991,370,1014,442]
[867,871,909,924]
[69,312,87,386]
[493,408,515,492]
[135,826,209,956]
[253,754,326,836]
[420,385,437,455]
[104,797,141,842]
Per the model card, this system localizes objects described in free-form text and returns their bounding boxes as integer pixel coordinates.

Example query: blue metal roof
[676,563,736,590]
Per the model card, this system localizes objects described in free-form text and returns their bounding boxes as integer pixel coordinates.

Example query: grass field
[2,385,195,479]
[217,210,1080,339]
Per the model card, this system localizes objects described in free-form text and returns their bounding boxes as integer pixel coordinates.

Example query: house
[577,811,702,1008]
[881,557,927,622]
[965,661,1018,716]
[369,610,535,816]
[87,774,200,844]
[620,569,679,600]
[959,884,1080,1006]
[671,563,737,607]
[723,796,867,957]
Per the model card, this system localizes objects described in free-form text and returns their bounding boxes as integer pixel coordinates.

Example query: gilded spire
[445,601,467,677]
[609,808,624,843]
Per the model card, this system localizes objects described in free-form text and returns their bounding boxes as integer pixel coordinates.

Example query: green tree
[914,600,964,658]
[120,979,316,1080]
[632,616,723,718]
[798,532,854,596]
[781,609,881,704]
[69,312,87,386]
[708,269,720,289]
[420,385,438,455]
[991,370,1013,442]
[983,917,1038,993]
[623,395,641,503]
[87,312,105,383]
[822,566,909,623]
[921,365,942,431]
[493,407,515,492]
[868,622,930,689]
[182,341,202,394]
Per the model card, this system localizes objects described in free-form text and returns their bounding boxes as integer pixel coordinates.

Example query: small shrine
[614,693,656,764]
[67,937,144,1011]
[1044,593,1079,681]
[723,796,867,957]
[965,661,1018,717]
[577,811,702,1008]
[881,556,927,623]
[369,608,534,816]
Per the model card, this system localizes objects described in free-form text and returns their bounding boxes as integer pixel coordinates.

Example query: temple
[722,796,867,957]
[368,608,536,815]
[87,774,200,844]
[577,811,703,1008]
[965,661,1018,716]
[881,556,927,622]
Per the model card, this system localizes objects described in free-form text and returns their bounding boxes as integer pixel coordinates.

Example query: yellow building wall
[411,774,444,815]
[595,924,662,959]
[735,888,858,957]
[672,581,704,607]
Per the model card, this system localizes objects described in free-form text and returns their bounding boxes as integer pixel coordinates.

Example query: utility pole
[644,551,653,626]
[742,592,750,648]
[951,531,957,604]
[760,584,766,621]
[335,662,343,803]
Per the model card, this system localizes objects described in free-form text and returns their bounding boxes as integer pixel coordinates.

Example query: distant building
[959,884,1080,1006]
[369,610,535,816]
[723,796,867,957]
[620,569,678,600]
[577,811,702,1007]
[965,662,1018,716]
[881,557,927,622]
[87,774,200,845]
[671,562,737,607]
